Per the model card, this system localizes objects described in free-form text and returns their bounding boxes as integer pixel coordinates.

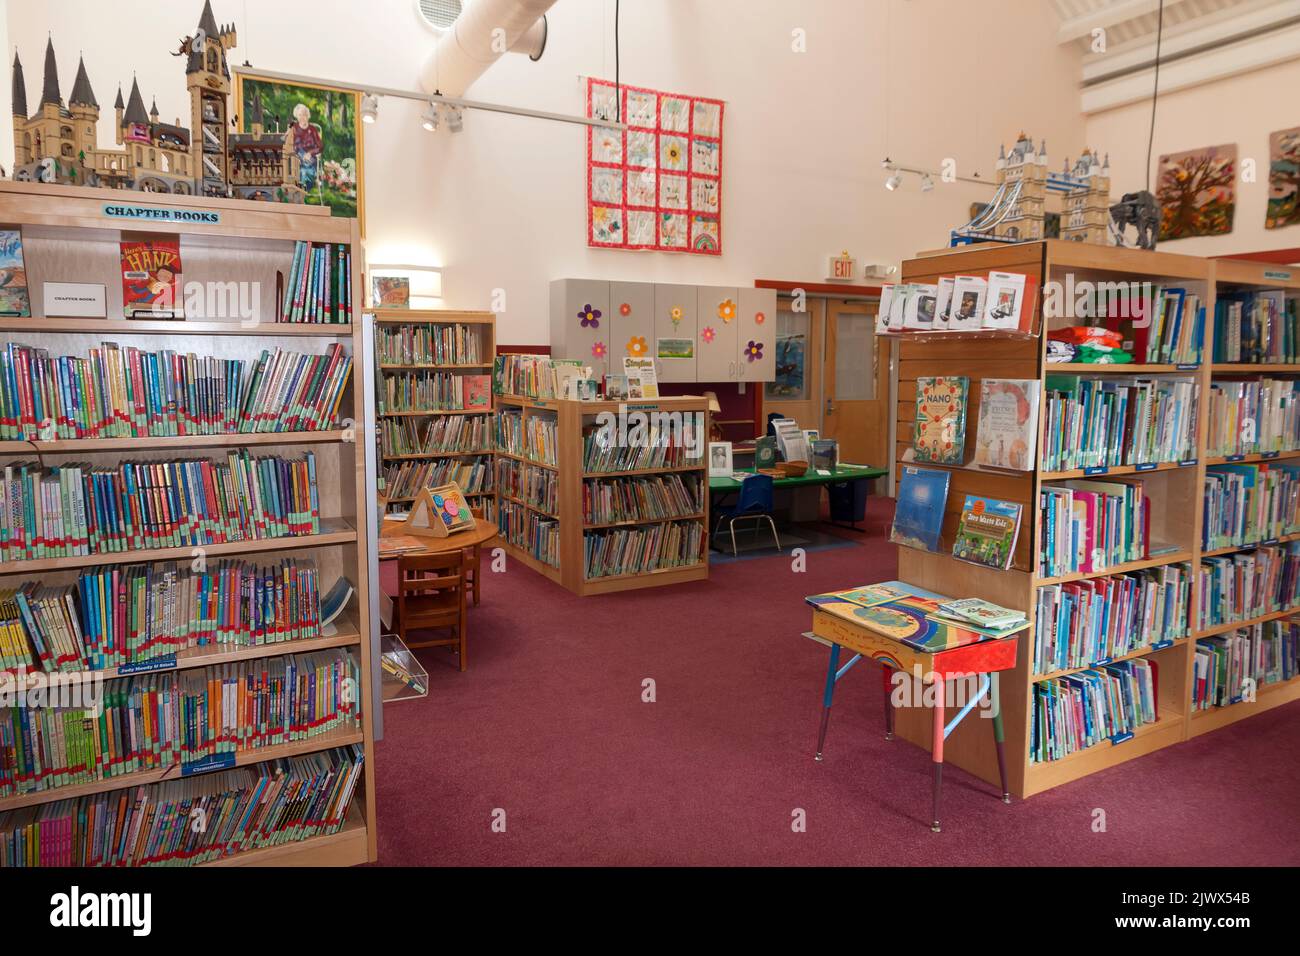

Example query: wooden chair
[394,551,469,671]
[465,507,484,606]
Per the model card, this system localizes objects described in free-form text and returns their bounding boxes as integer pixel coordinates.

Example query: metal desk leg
[815,643,842,762]
[991,671,1011,804]
[881,663,895,741]
[931,681,944,833]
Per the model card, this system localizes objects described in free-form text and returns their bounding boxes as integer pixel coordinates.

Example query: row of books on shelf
[378,372,490,414]
[380,414,492,458]
[1108,286,1205,366]
[497,499,559,568]
[1202,462,1300,551]
[0,649,360,800]
[0,559,335,674]
[583,474,704,525]
[912,377,1040,470]
[1030,658,1159,763]
[584,520,705,580]
[493,354,587,400]
[582,425,704,474]
[1197,543,1300,632]
[0,451,321,564]
[375,322,485,366]
[277,241,353,324]
[1039,477,1156,579]
[1033,563,1191,675]
[496,458,558,515]
[1213,290,1298,364]
[0,342,353,441]
[496,409,558,466]
[1206,378,1300,458]
[1040,374,1198,471]
[382,457,491,500]
[0,743,365,868]
[1192,620,1299,710]
[876,272,1037,335]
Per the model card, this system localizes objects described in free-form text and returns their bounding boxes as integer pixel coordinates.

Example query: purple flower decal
[745,340,763,362]
[579,304,602,328]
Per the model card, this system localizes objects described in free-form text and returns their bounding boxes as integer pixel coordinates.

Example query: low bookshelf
[894,239,1300,799]
[495,393,710,595]
[0,181,376,866]
[372,308,496,520]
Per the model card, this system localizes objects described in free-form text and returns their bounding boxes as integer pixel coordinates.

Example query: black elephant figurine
[1109,191,1161,250]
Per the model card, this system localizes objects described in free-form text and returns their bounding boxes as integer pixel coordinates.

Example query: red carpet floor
[374,502,1300,866]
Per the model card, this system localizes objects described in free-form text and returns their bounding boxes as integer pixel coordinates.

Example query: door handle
[825,398,835,414]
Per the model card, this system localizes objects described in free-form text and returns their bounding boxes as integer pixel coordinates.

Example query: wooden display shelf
[1044,363,1199,375]
[582,463,706,478]
[1022,711,1186,797]
[378,363,494,370]
[1193,605,1300,640]
[0,726,364,813]
[1211,363,1300,373]
[0,429,350,455]
[1039,460,1195,481]
[1205,449,1300,465]
[1201,532,1300,558]
[497,450,559,471]
[379,408,491,417]
[1031,636,1189,683]
[371,309,496,325]
[1034,551,1193,587]
[1188,676,1300,737]
[0,517,356,576]
[0,317,354,336]
[381,449,493,460]
[500,492,559,519]
[0,183,377,864]
[581,561,709,595]
[584,512,706,530]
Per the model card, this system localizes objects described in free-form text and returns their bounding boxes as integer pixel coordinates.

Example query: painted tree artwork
[1266,126,1300,230]
[1156,144,1236,241]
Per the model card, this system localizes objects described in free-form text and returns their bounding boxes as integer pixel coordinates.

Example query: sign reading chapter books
[585,78,724,255]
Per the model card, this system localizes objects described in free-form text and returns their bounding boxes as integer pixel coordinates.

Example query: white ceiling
[1052,0,1258,51]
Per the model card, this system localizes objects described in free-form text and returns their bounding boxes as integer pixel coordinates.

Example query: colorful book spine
[1193,618,1300,710]
[1196,542,1300,632]
[1030,658,1159,763]
[278,241,352,324]
[1202,462,1300,551]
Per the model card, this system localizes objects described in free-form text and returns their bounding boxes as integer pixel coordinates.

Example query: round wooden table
[379,517,500,554]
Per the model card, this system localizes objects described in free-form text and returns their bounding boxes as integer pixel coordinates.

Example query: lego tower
[187,0,236,197]
[994,133,1047,242]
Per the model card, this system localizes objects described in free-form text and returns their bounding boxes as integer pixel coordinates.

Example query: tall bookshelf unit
[495,394,710,595]
[0,181,376,865]
[895,239,1300,798]
[372,309,496,519]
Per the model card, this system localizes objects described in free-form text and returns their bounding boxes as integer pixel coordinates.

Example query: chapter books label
[120,238,183,319]
[975,378,1040,470]
[913,376,968,464]
[951,494,1022,570]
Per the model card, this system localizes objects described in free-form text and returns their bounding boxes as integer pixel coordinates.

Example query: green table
[709,464,887,531]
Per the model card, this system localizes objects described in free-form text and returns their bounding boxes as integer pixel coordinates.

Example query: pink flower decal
[591,341,607,358]
[701,326,716,343]
[754,311,766,324]
[619,302,632,316]
[579,304,601,328]
[745,340,763,362]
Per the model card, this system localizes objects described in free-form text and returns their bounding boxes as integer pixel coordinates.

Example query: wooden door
[763,296,823,430]
[822,299,889,470]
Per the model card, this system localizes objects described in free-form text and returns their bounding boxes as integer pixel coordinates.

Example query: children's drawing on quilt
[692,140,720,176]
[590,84,619,123]
[627,131,656,169]
[660,212,688,248]
[691,216,719,252]
[693,101,722,138]
[628,170,656,207]
[661,96,690,132]
[592,205,623,244]
[660,175,688,210]
[593,129,623,165]
[661,136,688,172]
[627,90,657,128]
[692,179,719,214]
[591,168,623,205]
[627,210,655,246]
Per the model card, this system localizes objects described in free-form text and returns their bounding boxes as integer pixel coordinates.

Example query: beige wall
[5,0,1084,342]
[1086,56,1300,259]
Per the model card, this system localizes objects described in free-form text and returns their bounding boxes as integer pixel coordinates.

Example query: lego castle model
[953,133,1111,246]
[10,0,305,203]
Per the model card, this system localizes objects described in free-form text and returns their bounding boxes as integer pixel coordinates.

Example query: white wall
[5,0,1084,342]
[1086,56,1300,259]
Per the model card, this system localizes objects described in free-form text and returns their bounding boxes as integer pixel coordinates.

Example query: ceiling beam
[1057,0,1195,44]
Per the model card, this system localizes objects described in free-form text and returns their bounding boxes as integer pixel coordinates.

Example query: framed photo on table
[709,441,733,477]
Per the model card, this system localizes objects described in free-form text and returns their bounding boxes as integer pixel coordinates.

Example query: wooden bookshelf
[495,394,710,595]
[372,309,496,520]
[0,181,376,865]
[895,239,1300,799]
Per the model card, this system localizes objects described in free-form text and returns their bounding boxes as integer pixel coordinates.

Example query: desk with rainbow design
[806,581,1027,832]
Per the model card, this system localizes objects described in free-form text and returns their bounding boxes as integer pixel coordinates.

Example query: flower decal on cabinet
[754,311,766,324]
[626,336,648,357]
[670,306,684,326]
[701,326,716,344]
[579,304,602,328]
[619,302,632,316]
[591,341,607,358]
[718,298,737,323]
[744,340,764,362]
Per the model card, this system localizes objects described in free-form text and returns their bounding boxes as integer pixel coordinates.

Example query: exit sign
[827,251,856,282]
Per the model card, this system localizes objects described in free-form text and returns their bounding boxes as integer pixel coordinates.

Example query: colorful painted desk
[806,582,1026,832]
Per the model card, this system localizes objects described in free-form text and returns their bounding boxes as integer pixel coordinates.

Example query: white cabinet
[694,285,739,381]
[550,279,612,378]
[736,287,777,382]
[608,280,655,371]
[652,283,698,383]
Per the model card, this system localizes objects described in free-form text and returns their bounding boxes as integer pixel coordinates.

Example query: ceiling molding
[1057,0,1197,43]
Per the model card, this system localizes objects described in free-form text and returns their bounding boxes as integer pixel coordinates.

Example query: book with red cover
[120,238,183,319]
[463,374,491,410]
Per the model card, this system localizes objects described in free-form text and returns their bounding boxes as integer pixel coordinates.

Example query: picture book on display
[948,275,988,331]
[462,374,492,409]
[890,466,949,552]
[805,580,1028,652]
[974,378,1040,470]
[0,229,30,317]
[951,494,1023,570]
[983,271,1037,333]
[913,376,969,464]
[937,598,1027,631]
[120,238,182,319]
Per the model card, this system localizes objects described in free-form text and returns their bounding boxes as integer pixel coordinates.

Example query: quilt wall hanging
[585,77,724,255]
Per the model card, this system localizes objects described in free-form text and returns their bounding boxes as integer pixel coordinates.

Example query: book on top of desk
[806,581,1027,652]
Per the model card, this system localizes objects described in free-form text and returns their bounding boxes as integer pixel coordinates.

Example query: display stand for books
[894,240,1300,798]
[372,308,496,519]
[0,181,376,865]
[495,394,710,595]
